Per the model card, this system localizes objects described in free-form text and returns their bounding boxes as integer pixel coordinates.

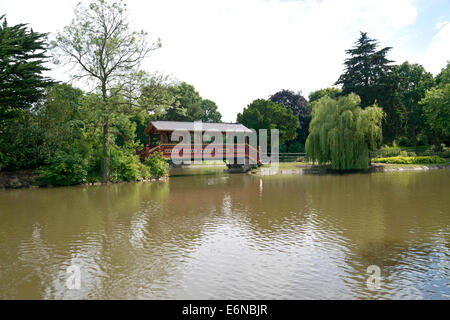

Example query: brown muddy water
[0,168,449,299]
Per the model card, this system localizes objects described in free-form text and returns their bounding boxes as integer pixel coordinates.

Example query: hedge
[372,156,447,164]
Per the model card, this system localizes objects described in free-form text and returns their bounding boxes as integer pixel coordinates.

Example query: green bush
[287,141,305,153]
[145,151,169,179]
[373,155,446,164]
[36,150,88,186]
[420,145,449,157]
[438,149,450,158]
[0,151,6,171]
[109,146,146,182]
[377,144,403,157]
[397,136,413,147]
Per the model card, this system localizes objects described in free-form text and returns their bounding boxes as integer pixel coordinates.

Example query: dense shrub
[376,144,403,157]
[34,146,169,186]
[145,151,169,178]
[0,151,7,171]
[397,136,413,147]
[438,149,450,158]
[36,150,88,186]
[373,155,446,164]
[109,146,150,182]
[420,145,450,158]
[375,143,449,158]
[288,141,305,153]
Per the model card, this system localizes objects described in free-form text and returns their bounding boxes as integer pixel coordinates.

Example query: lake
[0,168,449,299]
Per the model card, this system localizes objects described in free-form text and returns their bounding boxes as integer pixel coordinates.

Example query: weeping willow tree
[306,94,384,170]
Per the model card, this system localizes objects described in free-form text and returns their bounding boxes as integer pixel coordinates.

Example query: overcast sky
[1,0,449,122]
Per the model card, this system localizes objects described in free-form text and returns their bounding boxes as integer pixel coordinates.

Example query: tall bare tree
[53,0,161,181]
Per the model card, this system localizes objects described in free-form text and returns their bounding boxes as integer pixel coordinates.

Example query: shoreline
[0,170,168,190]
[1,163,449,189]
[252,163,450,176]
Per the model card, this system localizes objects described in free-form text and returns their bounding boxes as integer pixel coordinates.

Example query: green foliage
[237,99,298,145]
[376,144,405,157]
[435,62,450,86]
[165,82,202,121]
[34,143,167,185]
[164,82,222,122]
[269,89,310,144]
[438,149,450,159]
[53,0,161,182]
[375,143,450,158]
[139,73,177,117]
[373,155,446,164]
[309,88,342,103]
[0,110,45,169]
[287,141,305,153]
[36,150,88,186]
[0,83,92,171]
[0,15,53,122]
[109,146,146,182]
[335,32,393,108]
[421,83,450,144]
[200,99,222,123]
[145,151,169,178]
[391,62,435,147]
[306,94,384,170]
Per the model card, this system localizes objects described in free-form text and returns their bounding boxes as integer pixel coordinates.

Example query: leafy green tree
[200,99,222,122]
[335,32,393,108]
[0,15,53,122]
[53,0,161,181]
[139,74,176,115]
[0,83,87,171]
[269,89,310,144]
[37,83,85,150]
[0,110,44,170]
[308,88,341,103]
[375,72,404,144]
[237,99,298,145]
[133,74,177,144]
[163,82,222,122]
[420,84,450,148]
[391,62,434,149]
[306,94,384,170]
[164,82,202,121]
[435,61,450,86]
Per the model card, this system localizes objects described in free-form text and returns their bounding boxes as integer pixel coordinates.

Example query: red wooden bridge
[136,121,262,167]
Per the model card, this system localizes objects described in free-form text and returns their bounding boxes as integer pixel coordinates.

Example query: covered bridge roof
[144,121,253,134]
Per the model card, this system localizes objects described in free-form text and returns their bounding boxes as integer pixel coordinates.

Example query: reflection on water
[0,169,449,299]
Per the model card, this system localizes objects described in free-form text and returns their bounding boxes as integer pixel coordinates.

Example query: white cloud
[1,0,420,121]
[421,22,450,74]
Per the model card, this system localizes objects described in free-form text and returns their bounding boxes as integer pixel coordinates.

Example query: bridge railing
[257,153,305,162]
[137,143,261,164]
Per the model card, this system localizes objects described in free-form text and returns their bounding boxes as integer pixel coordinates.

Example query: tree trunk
[435,132,442,152]
[102,116,110,182]
[101,82,110,182]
